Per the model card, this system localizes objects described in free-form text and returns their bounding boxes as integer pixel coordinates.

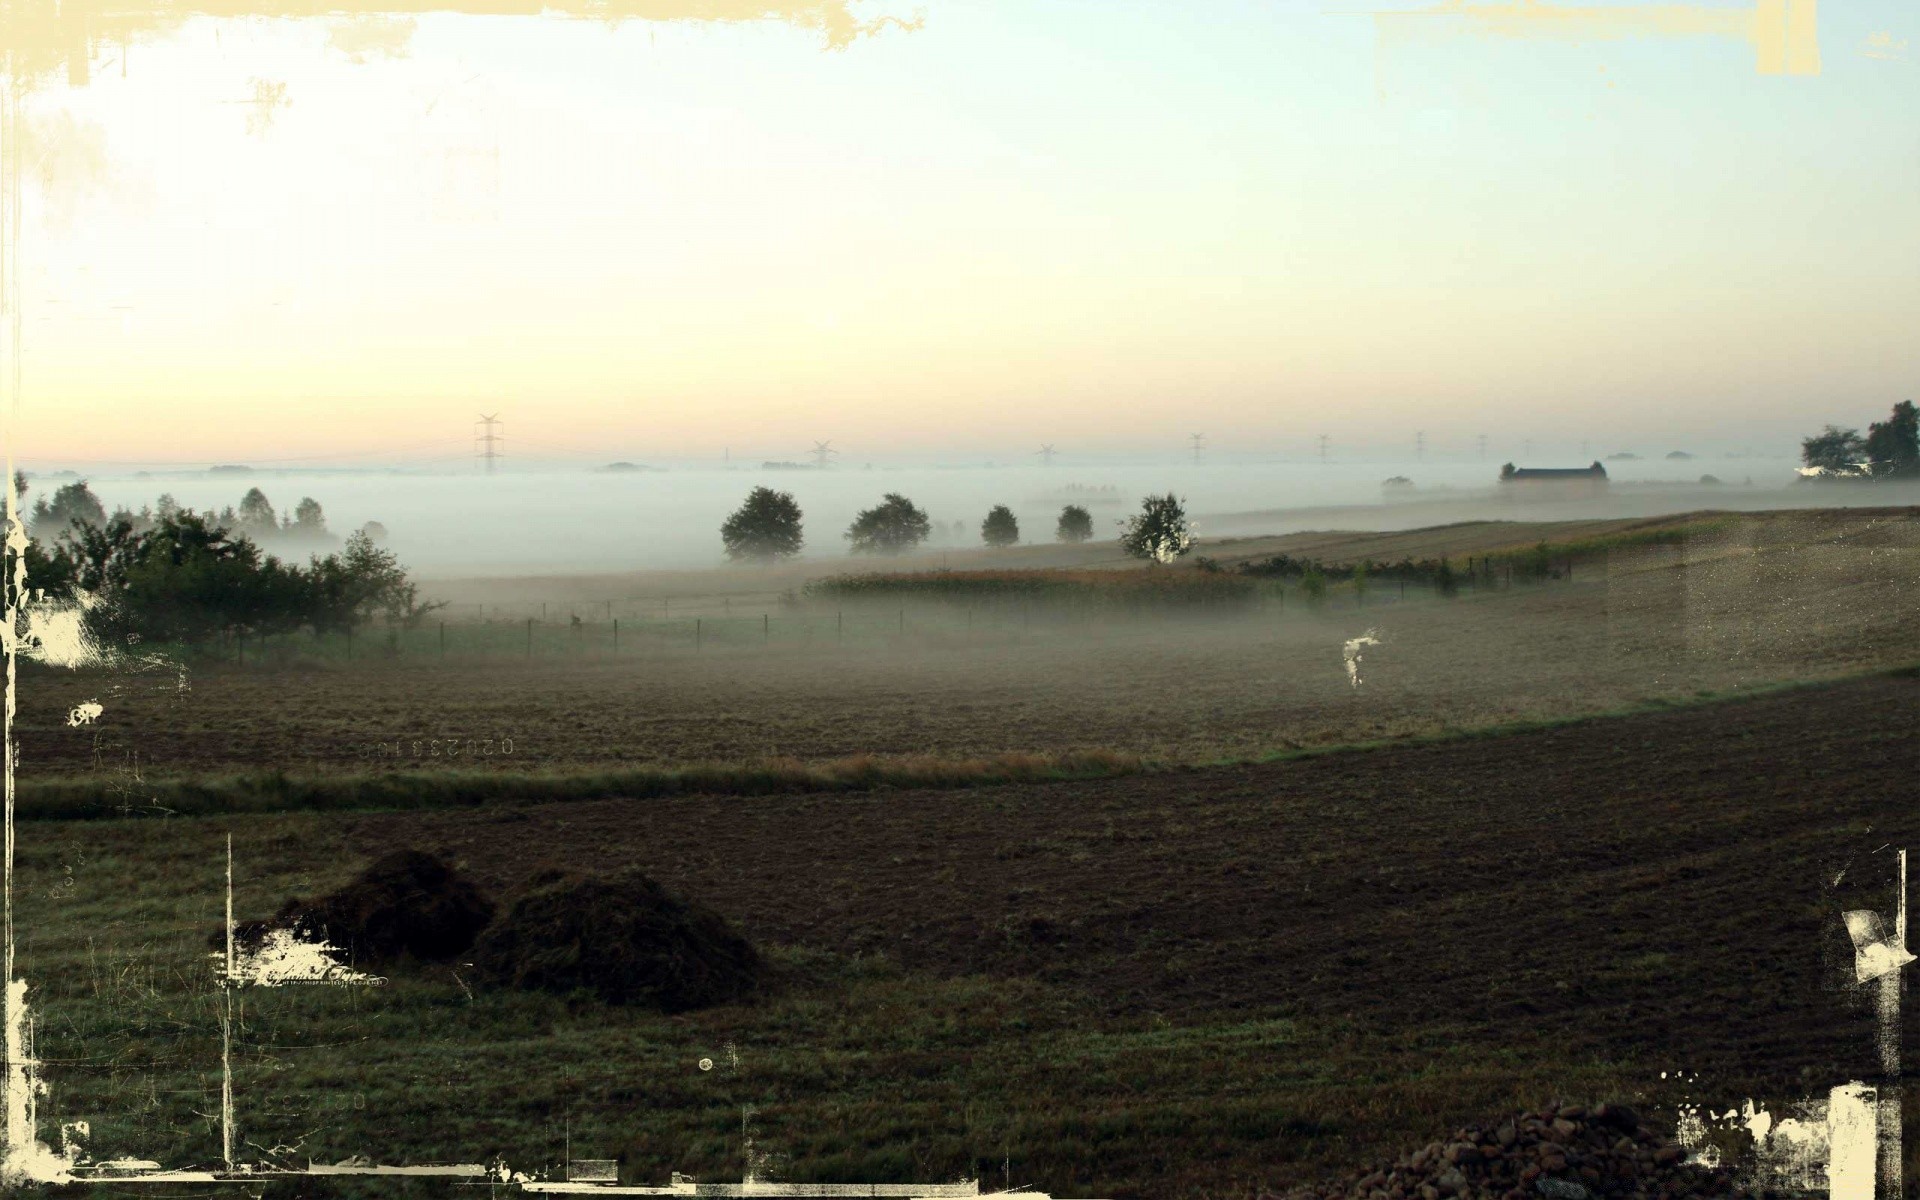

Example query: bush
[845,493,931,555]
[1118,493,1193,564]
[1056,505,1093,543]
[471,869,764,1011]
[22,513,438,648]
[981,505,1019,547]
[1299,568,1327,608]
[720,486,805,562]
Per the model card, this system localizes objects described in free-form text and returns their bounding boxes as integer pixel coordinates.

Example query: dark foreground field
[15,672,1920,1197]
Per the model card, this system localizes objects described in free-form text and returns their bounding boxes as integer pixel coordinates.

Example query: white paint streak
[220,928,386,987]
[1829,1084,1878,1200]
[63,700,101,727]
[16,593,112,669]
[1343,629,1382,688]
[1844,910,1914,985]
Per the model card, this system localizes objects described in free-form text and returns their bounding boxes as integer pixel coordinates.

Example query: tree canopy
[1865,401,1919,477]
[720,487,805,562]
[1056,504,1093,544]
[14,513,436,650]
[980,505,1019,547]
[1119,493,1193,564]
[845,493,930,555]
[1802,425,1867,473]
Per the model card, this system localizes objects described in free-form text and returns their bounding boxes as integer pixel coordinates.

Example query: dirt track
[334,671,1920,1095]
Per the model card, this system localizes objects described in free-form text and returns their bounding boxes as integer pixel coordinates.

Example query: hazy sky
[5,0,1918,465]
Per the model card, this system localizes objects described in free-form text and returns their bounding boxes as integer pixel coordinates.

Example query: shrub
[1299,568,1327,608]
[721,486,805,562]
[981,505,1019,547]
[1056,505,1093,543]
[846,493,931,555]
[1118,493,1192,564]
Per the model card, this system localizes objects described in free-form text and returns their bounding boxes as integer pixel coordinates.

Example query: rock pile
[1281,1104,1758,1200]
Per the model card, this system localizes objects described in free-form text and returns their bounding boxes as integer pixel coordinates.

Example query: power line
[475,413,504,474]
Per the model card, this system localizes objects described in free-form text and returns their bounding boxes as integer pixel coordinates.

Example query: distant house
[1498,461,1608,499]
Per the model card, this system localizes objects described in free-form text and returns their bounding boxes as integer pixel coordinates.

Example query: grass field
[10,507,1920,1197]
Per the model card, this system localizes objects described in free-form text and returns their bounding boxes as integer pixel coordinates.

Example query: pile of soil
[470,868,764,1012]
[224,849,496,966]
[1279,1104,1758,1200]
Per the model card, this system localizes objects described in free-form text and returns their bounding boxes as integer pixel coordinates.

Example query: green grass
[13,822,1639,1198]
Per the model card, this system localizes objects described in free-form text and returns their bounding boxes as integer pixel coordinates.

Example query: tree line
[720,488,1192,564]
[1801,401,1919,478]
[9,474,433,651]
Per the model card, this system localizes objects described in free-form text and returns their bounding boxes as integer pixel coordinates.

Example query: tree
[980,505,1019,547]
[291,497,328,534]
[1056,505,1093,544]
[1802,425,1867,473]
[28,480,105,538]
[1118,493,1193,564]
[1498,462,1517,482]
[721,487,805,562]
[845,493,930,555]
[1865,401,1919,478]
[237,488,277,538]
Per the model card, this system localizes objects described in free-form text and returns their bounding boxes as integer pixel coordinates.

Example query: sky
[3,0,1917,467]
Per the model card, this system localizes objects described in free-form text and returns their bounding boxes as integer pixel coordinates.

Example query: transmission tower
[1317,434,1330,464]
[475,413,504,474]
[811,440,838,469]
[1036,444,1057,467]
[1189,433,1206,465]
[1415,431,1426,461]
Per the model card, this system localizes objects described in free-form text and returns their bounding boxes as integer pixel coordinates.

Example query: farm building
[1498,461,1609,499]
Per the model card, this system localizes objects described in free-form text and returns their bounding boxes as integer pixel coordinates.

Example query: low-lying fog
[42,453,1876,578]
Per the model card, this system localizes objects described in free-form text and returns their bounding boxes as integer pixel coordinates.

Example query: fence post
[526,618,532,658]
[899,608,905,633]
[541,602,547,620]
[346,626,353,661]
[237,630,244,667]
[837,610,843,644]
[763,613,769,642]
[696,618,702,651]
[439,622,445,657]
[613,618,619,653]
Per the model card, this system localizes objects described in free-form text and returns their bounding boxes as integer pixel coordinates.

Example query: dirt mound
[470,869,764,1011]
[222,849,496,965]
[1278,1104,1755,1200]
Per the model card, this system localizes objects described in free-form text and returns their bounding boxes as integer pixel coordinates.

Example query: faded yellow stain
[1863,30,1908,62]
[1,0,921,91]
[324,15,419,64]
[1375,0,1822,77]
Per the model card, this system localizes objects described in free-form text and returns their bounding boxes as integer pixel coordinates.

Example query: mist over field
[35,450,1859,577]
